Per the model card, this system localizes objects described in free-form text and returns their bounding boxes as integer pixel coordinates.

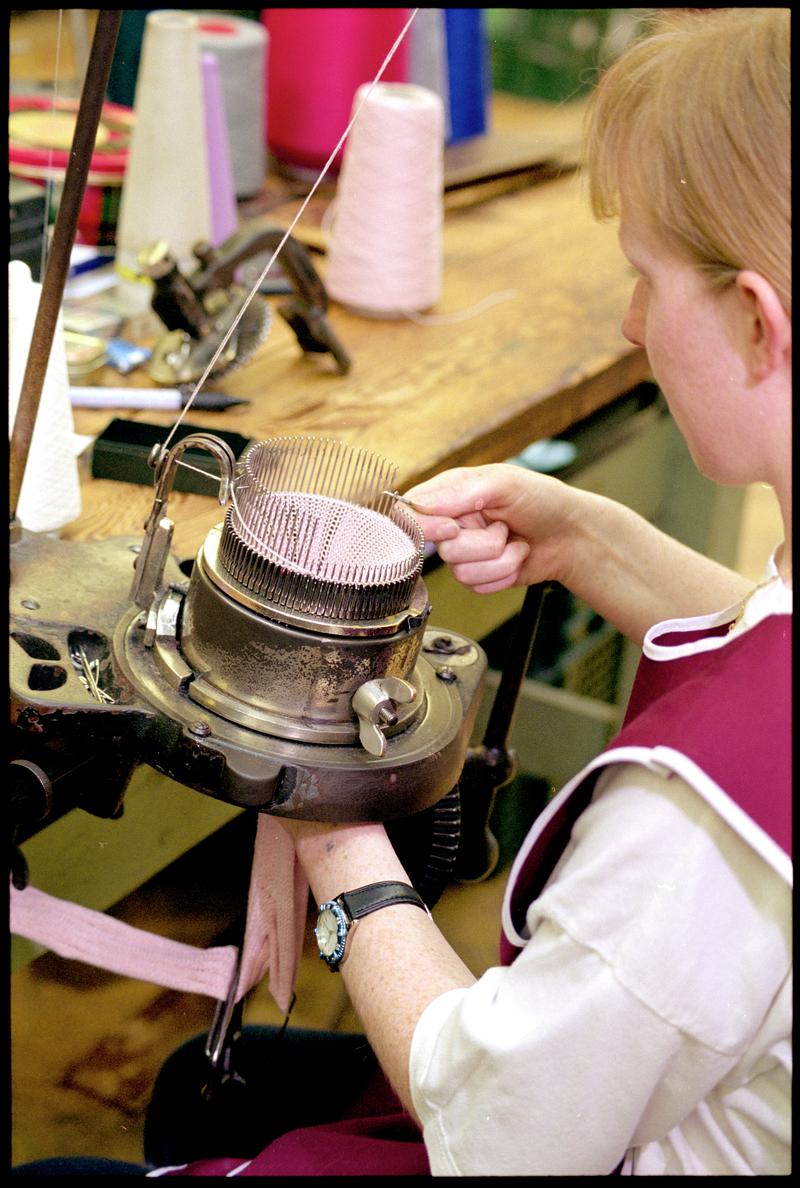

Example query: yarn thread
[326,83,444,318]
[163,10,420,454]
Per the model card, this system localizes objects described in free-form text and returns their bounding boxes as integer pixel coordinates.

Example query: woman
[270,7,791,1176]
[18,7,790,1178]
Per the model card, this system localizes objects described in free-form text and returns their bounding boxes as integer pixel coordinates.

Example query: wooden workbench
[65,94,650,561]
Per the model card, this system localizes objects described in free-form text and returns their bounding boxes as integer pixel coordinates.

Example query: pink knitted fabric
[9,813,307,1015]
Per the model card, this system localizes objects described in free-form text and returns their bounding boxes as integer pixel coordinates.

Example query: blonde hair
[584,7,791,312]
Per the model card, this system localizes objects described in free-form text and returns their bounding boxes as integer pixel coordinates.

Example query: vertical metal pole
[9,10,122,527]
[482,582,551,753]
[455,582,553,883]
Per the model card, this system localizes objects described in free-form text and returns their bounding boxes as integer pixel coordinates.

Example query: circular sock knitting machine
[10,432,487,904]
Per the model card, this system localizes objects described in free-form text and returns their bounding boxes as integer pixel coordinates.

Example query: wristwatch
[314,880,430,972]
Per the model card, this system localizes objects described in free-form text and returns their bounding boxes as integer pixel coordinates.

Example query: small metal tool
[381,489,429,515]
[130,431,236,631]
[71,644,115,703]
[142,224,351,385]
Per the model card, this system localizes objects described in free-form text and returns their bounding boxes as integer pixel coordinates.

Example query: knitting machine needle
[382,489,430,515]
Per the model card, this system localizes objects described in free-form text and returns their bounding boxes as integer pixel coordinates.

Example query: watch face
[315,905,345,963]
[315,908,339,957]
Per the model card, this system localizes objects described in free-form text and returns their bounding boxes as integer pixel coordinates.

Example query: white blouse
[409,570,792,1176]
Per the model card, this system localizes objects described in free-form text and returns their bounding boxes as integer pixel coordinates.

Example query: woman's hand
[404,462,752,645]
[404,464,581,594]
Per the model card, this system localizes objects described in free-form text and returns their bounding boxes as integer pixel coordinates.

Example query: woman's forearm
[406,466,754,646]
[292,821,476,1120]
[565,490,752,644]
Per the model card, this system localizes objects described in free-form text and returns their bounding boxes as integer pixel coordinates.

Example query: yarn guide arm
[130,433,237,641]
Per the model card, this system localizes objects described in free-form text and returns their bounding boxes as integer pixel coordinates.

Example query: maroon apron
[164,613,791,1176]
[503,611,791,961]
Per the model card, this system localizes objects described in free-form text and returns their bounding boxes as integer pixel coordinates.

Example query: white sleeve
[409,763,791,1177]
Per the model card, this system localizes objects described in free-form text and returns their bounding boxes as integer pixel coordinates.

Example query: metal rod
[9,10,122,525]
[482,582,552,753]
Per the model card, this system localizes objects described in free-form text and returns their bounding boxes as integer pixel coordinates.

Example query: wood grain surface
[60,95,648,561]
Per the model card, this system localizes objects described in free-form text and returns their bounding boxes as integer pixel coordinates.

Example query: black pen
[70,386,250,411]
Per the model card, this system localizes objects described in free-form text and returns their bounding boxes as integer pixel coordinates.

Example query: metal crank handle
[352,677,417,757]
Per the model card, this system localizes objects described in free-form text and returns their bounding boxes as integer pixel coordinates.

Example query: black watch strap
[339,880,429,921]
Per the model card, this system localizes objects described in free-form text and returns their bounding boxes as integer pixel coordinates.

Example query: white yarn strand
[326,83,444,317]
[399,288,519,326]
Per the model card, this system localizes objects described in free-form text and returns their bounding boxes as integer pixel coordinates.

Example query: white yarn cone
[8,261,82,534]
[326,83,444,318]
[115,10,212,308]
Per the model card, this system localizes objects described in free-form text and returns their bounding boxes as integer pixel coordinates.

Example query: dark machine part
[8,528,484,905]
[453,583,552,883]
[191,224,351,374]
[143,223,351,385]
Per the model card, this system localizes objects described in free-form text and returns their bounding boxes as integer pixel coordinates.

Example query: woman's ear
[735,270,792,383]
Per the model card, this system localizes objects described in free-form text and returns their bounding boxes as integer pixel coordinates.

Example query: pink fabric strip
[9,879,239,1001]
[236,813,309,1014]
[10,816,307,1014]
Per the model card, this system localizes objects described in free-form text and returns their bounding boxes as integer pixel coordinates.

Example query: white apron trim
[502,743,792,951]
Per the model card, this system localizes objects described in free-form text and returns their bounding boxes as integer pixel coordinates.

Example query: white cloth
[409,574,792,1176]
[8,260,82,533]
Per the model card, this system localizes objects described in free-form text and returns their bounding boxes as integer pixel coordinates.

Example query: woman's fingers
[416,515,530,592]
[448,537,530,591]
[411,512,461,543]
[404,468,509,522]
[437,519,509,564]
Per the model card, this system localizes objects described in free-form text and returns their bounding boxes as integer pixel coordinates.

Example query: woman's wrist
[546,484,606,592]
[287,819,410,904]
